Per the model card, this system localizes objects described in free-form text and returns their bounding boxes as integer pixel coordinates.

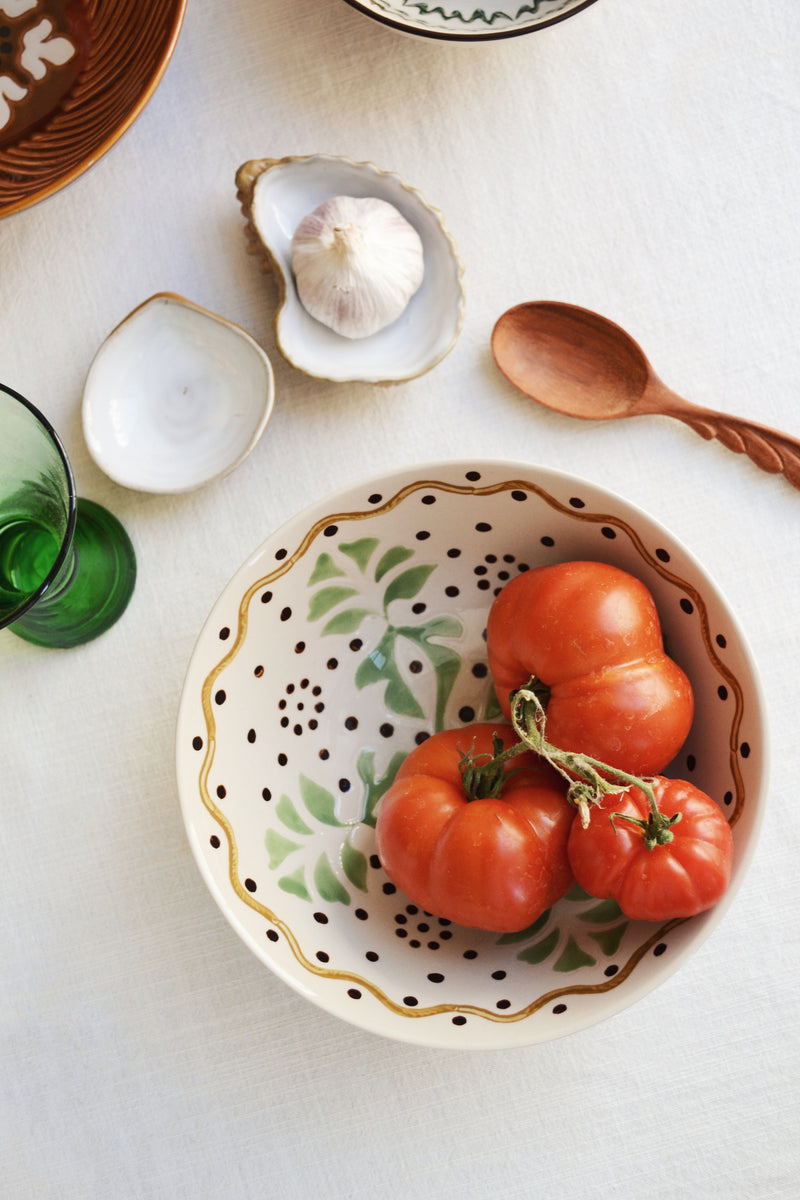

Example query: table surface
[2,2,799,1197]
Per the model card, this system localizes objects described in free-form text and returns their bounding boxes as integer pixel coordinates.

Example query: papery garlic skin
[291,195,425,339]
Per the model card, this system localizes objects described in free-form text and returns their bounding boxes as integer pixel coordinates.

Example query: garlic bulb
[290,195,425,339]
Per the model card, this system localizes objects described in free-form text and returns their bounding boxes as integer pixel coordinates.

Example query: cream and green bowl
[176,460,767,1048]
[341,0,600,40]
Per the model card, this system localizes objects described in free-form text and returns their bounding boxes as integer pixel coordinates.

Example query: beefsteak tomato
[486,560,694,777]
[567,776,734,921]
[375,723,574,932]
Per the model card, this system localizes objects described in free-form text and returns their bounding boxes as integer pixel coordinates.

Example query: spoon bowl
[492,301,800,490]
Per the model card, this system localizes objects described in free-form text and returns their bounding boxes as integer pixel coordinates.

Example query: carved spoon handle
[648,380,800,491]
[676,409,800,490]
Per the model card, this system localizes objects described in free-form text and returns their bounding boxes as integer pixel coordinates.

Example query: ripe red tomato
[486,560,694,777]
[567,777,734,921]
[375,723,574,932]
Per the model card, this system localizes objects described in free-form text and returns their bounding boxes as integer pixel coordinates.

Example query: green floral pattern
[268,753,401,906]
[178,461,755,1045]
[308,535,462,730]
[498,886,629,972]
[258,533,630,973]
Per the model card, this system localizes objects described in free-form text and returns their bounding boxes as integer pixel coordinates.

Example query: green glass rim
[0,381,78,630]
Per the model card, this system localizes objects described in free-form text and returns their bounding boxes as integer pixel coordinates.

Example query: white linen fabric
[1,2,798,1197]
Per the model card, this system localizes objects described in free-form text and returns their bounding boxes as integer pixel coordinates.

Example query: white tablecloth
[2,2,798,1196]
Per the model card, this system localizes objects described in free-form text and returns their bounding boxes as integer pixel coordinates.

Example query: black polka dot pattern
[183,466,750,1043]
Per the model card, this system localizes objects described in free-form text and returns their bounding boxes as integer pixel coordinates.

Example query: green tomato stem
[508,681,678,845]
[458,732,527,800]
[609,809,682,850]
[456,681,681,847]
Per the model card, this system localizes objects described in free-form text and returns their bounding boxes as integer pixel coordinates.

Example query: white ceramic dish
[175,460,767,1049]
[235,154,465,384]
[82,294,275,494]
[341,0,600,41]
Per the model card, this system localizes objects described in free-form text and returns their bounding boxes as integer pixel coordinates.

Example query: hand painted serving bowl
[0,0,186,218]
[175,460,766,1048]
[341,0,600,41]
[236,154,465,384]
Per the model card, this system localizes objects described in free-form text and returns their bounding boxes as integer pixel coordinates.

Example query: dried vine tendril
[457,678,682,850]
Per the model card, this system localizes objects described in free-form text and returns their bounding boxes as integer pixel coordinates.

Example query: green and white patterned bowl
[176,460,767,1048]
[341,0,600,40]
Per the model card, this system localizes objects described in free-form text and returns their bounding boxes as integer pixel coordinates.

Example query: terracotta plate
[0,0,186,218]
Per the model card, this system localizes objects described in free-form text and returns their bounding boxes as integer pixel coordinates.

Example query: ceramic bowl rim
[340,0,601,41]
[175,456,769,1048]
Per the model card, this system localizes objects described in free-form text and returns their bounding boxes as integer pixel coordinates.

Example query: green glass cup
[0,382,136,648]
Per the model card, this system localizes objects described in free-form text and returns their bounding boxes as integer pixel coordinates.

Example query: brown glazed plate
[0,0,186,218]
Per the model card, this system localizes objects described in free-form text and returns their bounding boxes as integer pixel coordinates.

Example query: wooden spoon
[492,301,800,490]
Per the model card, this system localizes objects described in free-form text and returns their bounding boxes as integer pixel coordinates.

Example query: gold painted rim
[192,476,748,1024]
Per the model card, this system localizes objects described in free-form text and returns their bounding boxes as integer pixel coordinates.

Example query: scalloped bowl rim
[175,458,768,1048]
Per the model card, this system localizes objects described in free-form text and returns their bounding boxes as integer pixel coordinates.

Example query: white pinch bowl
[82,293,275,494]
[340,0,600,41]
[175,459,767,1049]
[236,154,465,384]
